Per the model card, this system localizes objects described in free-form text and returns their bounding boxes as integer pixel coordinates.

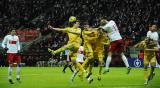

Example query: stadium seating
[0,0,160,66]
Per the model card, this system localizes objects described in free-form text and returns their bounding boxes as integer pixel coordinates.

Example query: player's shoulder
[147,31,151,33]
[147,31,158,35]
[154,31,159,37]
[5,35,11,38]
[154,31,158,34]
[109,20,116,25]
[105,20,115,27]
[92,28,98,31]
[15,35,19,38]
[110,20,115,23]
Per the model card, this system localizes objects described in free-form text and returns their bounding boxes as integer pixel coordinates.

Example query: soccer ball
[69,16,76,23]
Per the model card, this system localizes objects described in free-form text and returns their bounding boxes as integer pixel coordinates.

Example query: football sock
[121,54,130,68]
[8,66,12,79]
[144,69,148,80]
[105,55,111,70]
[16,65,20,79]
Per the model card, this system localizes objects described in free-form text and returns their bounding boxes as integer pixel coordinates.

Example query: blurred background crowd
[0,0,160,66]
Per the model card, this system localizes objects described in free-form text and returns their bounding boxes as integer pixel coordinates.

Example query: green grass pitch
[0,67,159,88]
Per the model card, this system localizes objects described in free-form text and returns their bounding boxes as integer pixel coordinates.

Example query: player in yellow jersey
[93,28,110,81]
[48,16,85,81]
[82,23,98,79]
[71,23,98,83]
[134,23,159,85]
[81,23,99,83]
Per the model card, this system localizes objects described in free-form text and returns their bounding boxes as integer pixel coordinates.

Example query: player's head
[99,19,108,33]
[69,16,78,27]
[148,23,152,31]
[100,19,108,26]
[10,29,16,36]
[69,16,76,23]
[83,22,90,30]
[151,23,157,32]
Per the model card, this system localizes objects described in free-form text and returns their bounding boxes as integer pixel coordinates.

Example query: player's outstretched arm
[67,30,81,35]
[145,48,159,51]
[48,25,65,32]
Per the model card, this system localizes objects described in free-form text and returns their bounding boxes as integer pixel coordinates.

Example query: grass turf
[0,67,159,88]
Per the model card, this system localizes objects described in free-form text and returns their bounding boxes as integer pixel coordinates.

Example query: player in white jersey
[2,29,21,84]
[76,46,85,64]
[71,45,93,83]
[99,19,131,74]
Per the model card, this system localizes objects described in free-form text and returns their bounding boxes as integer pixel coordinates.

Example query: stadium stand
[0,0,160,66]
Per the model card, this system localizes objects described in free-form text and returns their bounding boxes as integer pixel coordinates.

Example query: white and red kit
[76,46,84,64]
[2,35,21,64]
[147,31,159,47]
[101,20,124,53]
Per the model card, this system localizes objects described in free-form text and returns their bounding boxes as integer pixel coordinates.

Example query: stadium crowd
[0,0,160,66]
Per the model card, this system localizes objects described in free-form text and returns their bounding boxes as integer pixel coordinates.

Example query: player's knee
[9,64,13,67]
[108,52,112,55]
[88,52,94,58]
[144,64,148,70]
[144,62,149,66]
[144,68,148,71]
[98,59,103,66]
[71,59,76,64]
[17,64,21,67]
[99,62,103,66]
[150,62,156,67]
[88,59,94,63]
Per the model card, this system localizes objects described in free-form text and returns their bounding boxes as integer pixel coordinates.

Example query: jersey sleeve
[1,35,8,48]
[101,24,110,32]
[60,27,69,33]
[147,31,151,37]
[16,36,21,51]
[154,32,159,41]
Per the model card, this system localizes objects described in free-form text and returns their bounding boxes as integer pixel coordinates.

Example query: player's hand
[3,47,8,52]
[17,50,21,55]
[48,25,52,29]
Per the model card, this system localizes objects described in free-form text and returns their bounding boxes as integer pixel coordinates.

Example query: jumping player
[48,16,85,80]
[99,19,131,74]
[93,28,110,80]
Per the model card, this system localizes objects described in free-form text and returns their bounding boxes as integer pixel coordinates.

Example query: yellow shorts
[94,48,104,61]
[144,51,156,65]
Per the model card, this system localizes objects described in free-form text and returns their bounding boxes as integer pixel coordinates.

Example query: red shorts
[109,39,124,53]
[7,53,21,64]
